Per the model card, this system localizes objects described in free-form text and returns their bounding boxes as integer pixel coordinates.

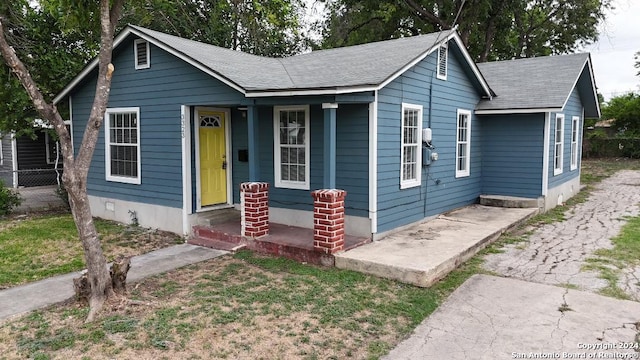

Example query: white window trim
[400,103,423,189]
[134,39,150,70]
[455,109,472,178]
[570,116,579,171]
[437,43,448,80]
[273,105,310,190]
[104,107,142,184]
[553,113,564,176]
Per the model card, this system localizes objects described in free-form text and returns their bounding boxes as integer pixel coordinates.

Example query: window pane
[281,164,290,181]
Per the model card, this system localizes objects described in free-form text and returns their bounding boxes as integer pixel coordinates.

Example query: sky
[585,0,640,101]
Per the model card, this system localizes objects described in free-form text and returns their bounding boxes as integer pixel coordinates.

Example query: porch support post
[322,103,338,189]
[247,105,260,181]
[240,182,269,238]
[312,189,347,254]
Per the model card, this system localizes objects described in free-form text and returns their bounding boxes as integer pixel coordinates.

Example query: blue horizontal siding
[548,86,583,189]
[480,114,544,198]
[376,46,482,233]
[231,104,369,217]
[71,37,245,209]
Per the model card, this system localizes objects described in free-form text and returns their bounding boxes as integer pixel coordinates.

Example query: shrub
[0,180,22,215]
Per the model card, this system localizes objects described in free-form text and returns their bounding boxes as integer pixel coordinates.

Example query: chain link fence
[0,168,63,188]
[0,169,67,213]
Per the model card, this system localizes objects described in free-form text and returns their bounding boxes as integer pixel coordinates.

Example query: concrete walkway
[385,274,640,360]
[335,205,539,287]
[0,244,227,322]
[484,170,640,300]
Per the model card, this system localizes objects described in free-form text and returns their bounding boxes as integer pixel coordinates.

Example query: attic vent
[134,39,150,69]
[437,44,447,80]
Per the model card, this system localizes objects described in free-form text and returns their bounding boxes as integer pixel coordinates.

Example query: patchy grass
[580,158,640,186]
[0,251,458,360]
[582,215,640,300]
[0,212,183,288]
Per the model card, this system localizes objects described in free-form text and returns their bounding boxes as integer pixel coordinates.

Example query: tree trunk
[65,170,113,322]
[0,0,125,323]
[111,256,131,295]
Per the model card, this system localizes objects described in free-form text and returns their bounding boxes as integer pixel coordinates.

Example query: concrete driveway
[386,170,640,359]
[385,275,640,360]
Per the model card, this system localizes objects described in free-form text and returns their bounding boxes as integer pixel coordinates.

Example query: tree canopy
[0,0,306,136]
[315,0,611,62]
[0,1,98,136]
[602,93,640,136]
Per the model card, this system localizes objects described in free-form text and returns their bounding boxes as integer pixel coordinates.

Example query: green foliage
[0,180,22,215]
[0,1,98,135]
[602,92,640,135]
[122,0,306,57]
[317,0,610,62]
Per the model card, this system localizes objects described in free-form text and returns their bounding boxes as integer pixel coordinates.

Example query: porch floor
[189,221,371,266]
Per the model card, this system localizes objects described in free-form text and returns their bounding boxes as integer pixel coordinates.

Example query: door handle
[222,161,227,170]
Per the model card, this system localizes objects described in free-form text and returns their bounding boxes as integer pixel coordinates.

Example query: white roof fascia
[53,26,247,104]
[560,57,589,114]
[475,107,562,115]
[451,34,493,100]
[245,85,378,98]
[375,31,492,100]
[53,28,134,104]
[128,28,246,95]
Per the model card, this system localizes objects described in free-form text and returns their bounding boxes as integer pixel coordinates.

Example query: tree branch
[0,17,74,167]
[402,0,450,30]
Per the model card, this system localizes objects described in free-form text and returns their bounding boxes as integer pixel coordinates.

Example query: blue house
[53,25,599,240]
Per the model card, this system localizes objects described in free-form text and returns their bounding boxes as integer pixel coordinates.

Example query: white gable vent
[134,39,150,69]
[437,43,447,80]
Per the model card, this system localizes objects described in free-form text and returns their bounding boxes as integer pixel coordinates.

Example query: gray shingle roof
[130,25,450,91]
[476,53,590,111]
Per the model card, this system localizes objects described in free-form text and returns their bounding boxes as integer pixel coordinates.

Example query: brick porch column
[311,189,347,254]
[240,182,269,238]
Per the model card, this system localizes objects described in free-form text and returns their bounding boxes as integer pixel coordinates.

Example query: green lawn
[0,251,477,360]
[0,213,182,288]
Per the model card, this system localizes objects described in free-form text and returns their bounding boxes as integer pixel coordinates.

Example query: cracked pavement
[385,171,640,359]
[484,170,640,300]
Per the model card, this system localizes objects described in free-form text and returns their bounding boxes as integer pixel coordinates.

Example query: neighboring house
[52,25,599,238]
[0,126,63,188]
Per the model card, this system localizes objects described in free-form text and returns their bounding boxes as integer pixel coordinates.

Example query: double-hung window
[400,103,422,189]
[105,107,141,184]
[570,116,579,170]
[455,109,471,177]
[274,105,310,190]
[554,114,564,175]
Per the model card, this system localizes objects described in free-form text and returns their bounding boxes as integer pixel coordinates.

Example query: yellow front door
[199,110,227,206]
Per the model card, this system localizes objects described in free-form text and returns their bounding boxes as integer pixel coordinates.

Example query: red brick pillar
[240,182,269,238]
[311,189,347,254]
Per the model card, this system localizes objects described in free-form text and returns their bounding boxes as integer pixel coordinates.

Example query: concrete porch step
[197,208,241,226]
[334,205,539,288]
[188,236,247,252]
[479,194,542,208]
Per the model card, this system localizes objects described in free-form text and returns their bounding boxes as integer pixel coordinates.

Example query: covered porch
[189,219,371,266]
[183,96,374,264]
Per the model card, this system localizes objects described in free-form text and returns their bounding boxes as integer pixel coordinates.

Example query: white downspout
[181,105,192,237]
[368,90,379,236]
